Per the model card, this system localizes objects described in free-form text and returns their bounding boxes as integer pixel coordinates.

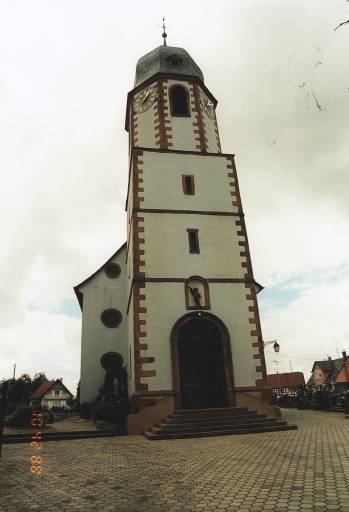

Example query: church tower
[125,42,272,433]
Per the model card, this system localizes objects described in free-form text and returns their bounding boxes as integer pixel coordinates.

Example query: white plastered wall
[140,151,237,213]
[142,213,244,278]
[198,86,221,154]
[79,248,128,403]
[139,282,261,391]
[131,80,157,149]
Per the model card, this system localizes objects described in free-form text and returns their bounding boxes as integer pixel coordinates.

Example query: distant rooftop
[267,372,305,388]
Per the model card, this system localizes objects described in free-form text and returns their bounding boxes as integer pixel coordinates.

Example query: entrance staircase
[144,406,297,440]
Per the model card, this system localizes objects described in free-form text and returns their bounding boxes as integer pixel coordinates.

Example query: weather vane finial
[162,17,167,46]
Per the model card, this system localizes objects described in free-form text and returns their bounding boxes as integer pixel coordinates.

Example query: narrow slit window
[182,175,195,195]
[187,229,200,254]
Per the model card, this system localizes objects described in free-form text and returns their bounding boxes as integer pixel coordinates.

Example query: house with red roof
[307,352,349,386]
[267,372,305,388]
[30,379,73,409]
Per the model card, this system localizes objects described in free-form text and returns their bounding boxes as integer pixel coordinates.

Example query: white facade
[78,246,128,403]
[77,44,268,424]
[31,380,73,409]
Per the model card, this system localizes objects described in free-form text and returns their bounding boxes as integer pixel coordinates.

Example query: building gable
[74,242,126,310]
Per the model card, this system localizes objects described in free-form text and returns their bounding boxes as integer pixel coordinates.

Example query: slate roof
[135,45,204,87]
[311,358,345,382]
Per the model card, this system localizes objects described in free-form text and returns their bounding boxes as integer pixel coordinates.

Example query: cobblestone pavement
[0,409,349,512]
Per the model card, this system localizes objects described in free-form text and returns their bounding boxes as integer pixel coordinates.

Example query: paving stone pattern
[0,409,349,512]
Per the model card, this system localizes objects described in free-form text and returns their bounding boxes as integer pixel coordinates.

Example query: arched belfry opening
[171,312,234,410]
[170,85,190,117]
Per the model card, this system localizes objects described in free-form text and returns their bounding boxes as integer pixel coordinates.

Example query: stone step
[144,424,297,440]
[173,407,248,416]
[166,412,263,423]
[157,417,277,429]
[150,420,288,435]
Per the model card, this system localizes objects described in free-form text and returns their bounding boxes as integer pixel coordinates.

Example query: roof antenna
[162,17,167,46]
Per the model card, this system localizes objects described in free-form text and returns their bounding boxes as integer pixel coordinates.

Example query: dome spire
[162,17,167,46]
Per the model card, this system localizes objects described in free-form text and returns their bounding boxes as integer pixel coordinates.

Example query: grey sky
[1,0,348,392]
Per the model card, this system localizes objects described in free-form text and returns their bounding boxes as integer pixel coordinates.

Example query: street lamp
[263,339,280,353]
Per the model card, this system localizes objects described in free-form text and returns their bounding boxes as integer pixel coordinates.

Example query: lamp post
[263,339,280,353]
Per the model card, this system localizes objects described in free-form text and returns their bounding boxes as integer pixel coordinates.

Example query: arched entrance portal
[171,313,234,410]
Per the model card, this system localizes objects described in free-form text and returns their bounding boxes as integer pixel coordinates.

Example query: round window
[105,263,121,279]
[101,309,122,328]
[100,352,123,370]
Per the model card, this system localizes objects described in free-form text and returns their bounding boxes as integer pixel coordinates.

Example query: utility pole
[274,360,281,388]
[12,364,16,381]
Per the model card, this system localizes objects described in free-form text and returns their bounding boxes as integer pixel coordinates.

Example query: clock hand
[142,90,150,103]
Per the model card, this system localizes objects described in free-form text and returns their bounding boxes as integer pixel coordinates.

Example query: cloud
[0,309,80,394]
[262,276,349,379]
[0,0,348,389]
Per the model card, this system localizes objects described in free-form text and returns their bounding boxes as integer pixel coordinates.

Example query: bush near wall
[7,405,34,427]
[79,401,95,419]
[92,400,128,424]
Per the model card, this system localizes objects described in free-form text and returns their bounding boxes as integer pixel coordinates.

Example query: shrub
[6,402,17,415]
[91,401,127,424]
[80,401,95,419]
[7,405,34,427]
[41,408,55,424]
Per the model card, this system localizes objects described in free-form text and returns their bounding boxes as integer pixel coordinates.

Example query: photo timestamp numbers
[30,413,43,474]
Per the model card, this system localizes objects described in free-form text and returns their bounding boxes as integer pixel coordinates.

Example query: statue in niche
[189,286,202,306]
[97,352,127,404]
[185,276,210,310]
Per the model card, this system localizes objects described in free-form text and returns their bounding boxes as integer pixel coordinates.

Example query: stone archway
[171,312,234,410]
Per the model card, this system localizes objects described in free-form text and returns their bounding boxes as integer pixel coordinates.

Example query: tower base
[127,388,280,435]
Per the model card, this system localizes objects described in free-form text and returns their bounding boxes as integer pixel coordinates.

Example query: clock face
[133,86,157,113]
[199,90,215,119]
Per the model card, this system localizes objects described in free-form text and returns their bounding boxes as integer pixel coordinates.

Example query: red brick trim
[245,280,267,384]
[213,115,222,153]
[154,79,173,149]
[131,149,156,391]
[133,282,147,391]
[125,73,218,132]
[130,110,139,148]
[132,146,235,158]
[226,155,267,386]
[189,82,208,153]
[133,208,239,217]
[140,370,156,378]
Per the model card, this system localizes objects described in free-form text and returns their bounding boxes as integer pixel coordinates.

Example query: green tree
[5,374,33,405]
[31,372,48,392]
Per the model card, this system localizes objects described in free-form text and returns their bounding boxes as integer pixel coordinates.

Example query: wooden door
[178,318,228,409]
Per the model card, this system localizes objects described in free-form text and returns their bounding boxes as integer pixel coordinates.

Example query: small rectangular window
[182,175,195,195]
[187,229,200,253]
